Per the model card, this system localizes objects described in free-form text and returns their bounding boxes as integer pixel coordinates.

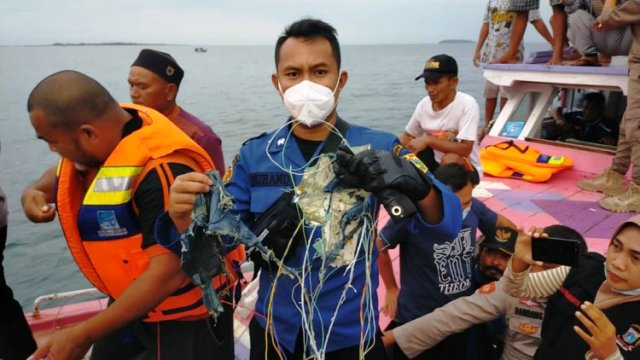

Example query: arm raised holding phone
[531,236,582,267]
[503,224,637,360]
[505,227,572,298]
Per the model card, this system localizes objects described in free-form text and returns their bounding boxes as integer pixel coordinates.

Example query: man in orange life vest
[23,70,240,360]
[22,49,225,224]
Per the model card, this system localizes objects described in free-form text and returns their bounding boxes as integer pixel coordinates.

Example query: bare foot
[562,48,581,61]
[564,56,601,66]
[547,56,564,65]
[598,53,611,66]
[491,55,519,64]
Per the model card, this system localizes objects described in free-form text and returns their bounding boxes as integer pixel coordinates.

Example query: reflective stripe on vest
[84,166,142,205]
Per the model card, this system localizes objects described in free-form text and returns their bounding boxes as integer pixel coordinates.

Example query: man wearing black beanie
[129,49,226,176]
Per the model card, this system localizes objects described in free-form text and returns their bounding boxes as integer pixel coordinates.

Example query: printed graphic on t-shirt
[433,227,474,295]
[426,129,458,141]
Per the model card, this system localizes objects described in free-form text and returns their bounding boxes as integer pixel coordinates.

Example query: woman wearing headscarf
[504,216,640,359]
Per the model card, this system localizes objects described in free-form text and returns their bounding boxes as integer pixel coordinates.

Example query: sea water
[0,42,547,309]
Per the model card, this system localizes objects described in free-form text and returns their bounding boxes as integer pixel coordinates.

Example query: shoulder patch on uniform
[402,153,429,174]
[479,282,496,295]
[393,144,405,156]
[242,132,267,146]
[223,154,239,184]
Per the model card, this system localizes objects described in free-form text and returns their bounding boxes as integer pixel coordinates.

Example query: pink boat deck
[377,136,637,329]
[476,136,635,254]
[26,298,108,346]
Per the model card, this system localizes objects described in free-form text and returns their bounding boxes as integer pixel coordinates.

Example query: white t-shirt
[405,91,483,175]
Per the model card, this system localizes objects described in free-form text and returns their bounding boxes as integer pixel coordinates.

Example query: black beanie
[131,49,184,86]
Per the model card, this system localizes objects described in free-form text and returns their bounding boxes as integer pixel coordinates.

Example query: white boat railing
[31,288,105,317]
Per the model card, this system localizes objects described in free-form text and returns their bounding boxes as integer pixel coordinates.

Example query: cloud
[0,0,552,45]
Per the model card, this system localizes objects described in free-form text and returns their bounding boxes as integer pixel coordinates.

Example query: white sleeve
[528,9,542,22]
[405,99,426,137]
[585,348,624,360]
[394,281,508,358]
[503,259,571,298]
[483,5,490,23]
[454,95,480,142]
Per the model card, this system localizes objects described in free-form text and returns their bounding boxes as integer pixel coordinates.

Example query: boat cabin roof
[483,63,628,93]
[484,63,628,142]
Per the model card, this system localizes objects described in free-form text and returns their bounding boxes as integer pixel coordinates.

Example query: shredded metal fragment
[296,153,371,267]
[179,170,269,318]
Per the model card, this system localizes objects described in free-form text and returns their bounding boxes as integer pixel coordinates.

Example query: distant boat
[194,47,207,53]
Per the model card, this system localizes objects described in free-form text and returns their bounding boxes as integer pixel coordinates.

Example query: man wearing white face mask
[278,75,341,128]
[158,18,462,359]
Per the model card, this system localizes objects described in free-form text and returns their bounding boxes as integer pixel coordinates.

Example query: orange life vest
[56,103,244,322]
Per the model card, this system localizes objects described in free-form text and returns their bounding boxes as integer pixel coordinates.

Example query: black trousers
[91,300,235,360]
[416,148,440,173]
[0,226,38,360]
[249,318,387,360]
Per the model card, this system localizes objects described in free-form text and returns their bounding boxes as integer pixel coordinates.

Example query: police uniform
[224,119,462,356]
[393,276,546,360]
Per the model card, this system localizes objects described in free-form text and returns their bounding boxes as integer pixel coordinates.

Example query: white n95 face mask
[280,79,339,127]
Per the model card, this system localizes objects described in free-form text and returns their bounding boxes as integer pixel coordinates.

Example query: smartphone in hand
[531,237,581,266]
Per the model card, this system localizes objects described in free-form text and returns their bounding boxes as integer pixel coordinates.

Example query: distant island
[438,39,474,44]
[51,42,170,46]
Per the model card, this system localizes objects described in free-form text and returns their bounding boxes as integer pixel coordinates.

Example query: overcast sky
[1,0,553,46]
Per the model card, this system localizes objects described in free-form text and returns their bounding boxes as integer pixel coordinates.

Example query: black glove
[375,188,417,221]
[334,144,432,202]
